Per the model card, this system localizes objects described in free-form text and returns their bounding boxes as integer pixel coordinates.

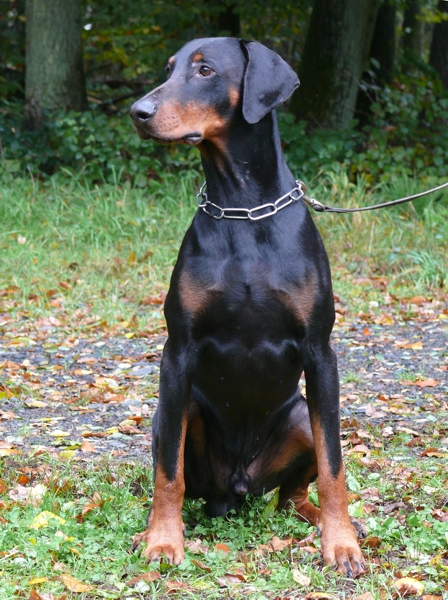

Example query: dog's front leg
[303,343,366,578]
[133,342,191,564]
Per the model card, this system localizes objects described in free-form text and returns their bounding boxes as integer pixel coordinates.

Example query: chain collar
[196,180,305,221]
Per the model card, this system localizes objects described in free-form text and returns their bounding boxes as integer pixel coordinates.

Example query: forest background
[0,2,447,599]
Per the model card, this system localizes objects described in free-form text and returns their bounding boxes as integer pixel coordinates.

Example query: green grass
[0,171,447,331]
[0,428,446,599]
[0,171,447,597]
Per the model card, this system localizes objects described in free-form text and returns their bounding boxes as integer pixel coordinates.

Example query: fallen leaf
[24,400,48,408]
[60,574,94,593]
[393,577,425,596]
[354,594,375,600]
[413,379,439,388]
[80,440,97,453]
[191,559,211,572]
[224,571,246,583]
[185,539,209,554]
[292,569,311,586]
[126,572,161,585]
[269,536,293,552]
[421,448,445,458]
[0,479,8,494]
[0,448,20,457]
[215,543,231,554]
[410,295,427,305]
[27,578,49,586]
[9,483,47,506]
[30,511,66,530]
[360,487,380,500]
[306,593,337,599]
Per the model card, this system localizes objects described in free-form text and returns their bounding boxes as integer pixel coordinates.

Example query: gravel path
[1,317,447,461]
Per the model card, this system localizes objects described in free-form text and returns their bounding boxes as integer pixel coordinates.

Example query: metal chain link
[196,180,305,220]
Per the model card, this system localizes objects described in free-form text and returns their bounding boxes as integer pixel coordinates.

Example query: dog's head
[130,37,299,146]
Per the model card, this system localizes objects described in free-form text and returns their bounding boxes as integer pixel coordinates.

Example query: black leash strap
[301,180,448,214]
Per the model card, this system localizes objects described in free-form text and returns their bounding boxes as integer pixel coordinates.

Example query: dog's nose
[130,97,157,122]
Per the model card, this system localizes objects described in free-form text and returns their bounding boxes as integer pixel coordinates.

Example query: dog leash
[197,180,448,220]
[300,180,448,214]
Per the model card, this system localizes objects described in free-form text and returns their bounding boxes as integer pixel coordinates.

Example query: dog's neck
[198,111,295,209]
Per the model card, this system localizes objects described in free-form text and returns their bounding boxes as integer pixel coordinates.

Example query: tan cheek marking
[179,271,209,314]
[152,101,227,140]
[277,274,318,326]
[192,53,203,62]
[229,87,240,107]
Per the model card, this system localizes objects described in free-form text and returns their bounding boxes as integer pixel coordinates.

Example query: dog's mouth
[133,124,203,145]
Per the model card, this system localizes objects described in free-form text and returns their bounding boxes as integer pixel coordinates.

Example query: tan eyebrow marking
[192,53,204,62]
[168,56,175,66]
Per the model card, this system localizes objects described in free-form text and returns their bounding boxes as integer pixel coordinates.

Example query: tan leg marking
[279,483,321,527]
[311,421,366,577]
[277,273,318,326]
[179,271,210,315]
[132,420,187,565]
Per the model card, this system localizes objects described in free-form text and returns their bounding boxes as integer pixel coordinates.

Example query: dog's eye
[199,65,213,77]
[165,64,171,78]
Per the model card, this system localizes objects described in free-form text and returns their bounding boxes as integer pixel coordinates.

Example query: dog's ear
[240,40,300,125]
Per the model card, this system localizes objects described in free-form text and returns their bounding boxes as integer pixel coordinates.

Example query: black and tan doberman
[130,37,366,577]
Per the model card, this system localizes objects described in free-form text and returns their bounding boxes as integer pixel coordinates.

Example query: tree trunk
[355,0,396,126]
[218,4,240,36]
[292,0,380,129]
[370,0,396,84]
[24,0,86,129]
[402,0,424,56]
[429,1,448,90]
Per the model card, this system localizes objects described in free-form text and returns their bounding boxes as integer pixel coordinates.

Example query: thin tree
[24,0,86,129]
[292,0,380,129]
[429,0,448,90]
[402,0,424,57]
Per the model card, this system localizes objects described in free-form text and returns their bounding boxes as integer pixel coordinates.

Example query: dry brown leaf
[306,593,337,600]
[0,479,8,494]
[360,487,380,500]
[421,448,445,458]
[224,571,246,583]
[269,536,293,552]
[431,509,448,522]
[185,538,209,554]
[215,543,231,553]
[354,593,375,600]
[297,531,317,546]
[126,571,161,585]
[393,577,425,596]
[413,379,439,388]
[191,559,211,572]
[60,574,94,593]
[409,295,427,305]
[80,440,96,453]
[165,580,191,592]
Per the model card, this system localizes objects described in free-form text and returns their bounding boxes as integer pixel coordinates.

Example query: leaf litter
[0,288,447,597]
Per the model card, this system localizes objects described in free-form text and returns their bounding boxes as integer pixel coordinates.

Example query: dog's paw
[321,526,366,578]
[132,528,185,565]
